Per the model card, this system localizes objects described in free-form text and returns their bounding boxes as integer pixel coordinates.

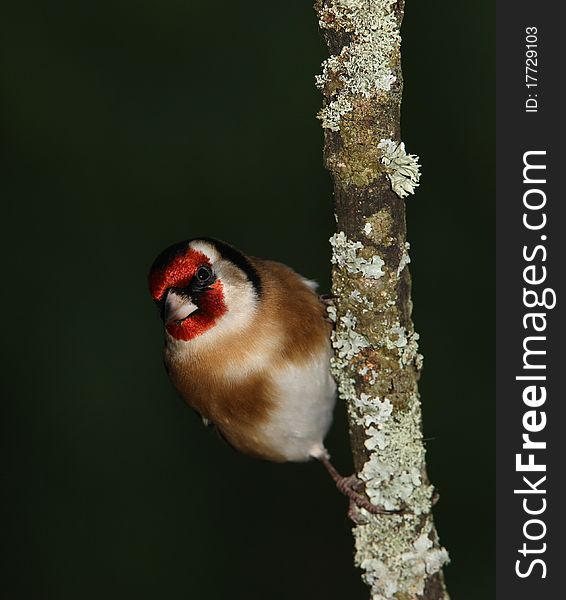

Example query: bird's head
[148,238,261,342]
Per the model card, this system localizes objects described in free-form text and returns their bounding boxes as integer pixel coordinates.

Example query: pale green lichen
[360,558,399,599]
[351,393,449,599]
[355,394,393,426]
[383,324,423,369]
[316,0,401,131]
[326,304,337,323]
[350,389,428,514]
[387,325,408,349]
[330,231,385,279]
[332,311,370,360]
[317,94,353,131]
[378,139,421,198]
[399,330,421,368]
[402,531,451,582]
[355,395,429,512]
[328,223,447,599]
[350,289,375,311]
[332,359,357,403]
[355,517,449,600]
[365,426,389,451]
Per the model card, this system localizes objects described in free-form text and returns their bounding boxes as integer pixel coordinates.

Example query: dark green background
[1,2,494,599]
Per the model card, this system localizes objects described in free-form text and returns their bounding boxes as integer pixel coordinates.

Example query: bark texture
[314,2,450,599]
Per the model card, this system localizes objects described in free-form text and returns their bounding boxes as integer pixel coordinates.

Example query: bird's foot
[336,474,403,520]
[317,455,403,522]
[319,293,335,307]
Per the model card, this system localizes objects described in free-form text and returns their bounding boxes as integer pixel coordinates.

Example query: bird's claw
[336,474,404,522]
[319,294,335,307]
[317,455,403,523]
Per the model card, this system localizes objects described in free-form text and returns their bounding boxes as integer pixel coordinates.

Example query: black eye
[196,265,213,283]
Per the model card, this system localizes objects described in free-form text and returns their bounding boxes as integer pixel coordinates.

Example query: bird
[148,237,387,516]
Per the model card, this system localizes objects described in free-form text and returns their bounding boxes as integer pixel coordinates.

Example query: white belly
[260,348,336,462]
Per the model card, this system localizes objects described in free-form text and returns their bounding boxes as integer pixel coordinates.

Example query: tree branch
[314,1,450,598]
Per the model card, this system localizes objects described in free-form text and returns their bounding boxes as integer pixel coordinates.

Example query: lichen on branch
[316,0,401,132]
[315,0,420,199]
[315,1,449,598]
[378,139,421,198]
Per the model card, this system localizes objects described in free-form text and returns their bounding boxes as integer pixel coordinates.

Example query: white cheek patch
[184,258,259,351]
[215,260,256,315]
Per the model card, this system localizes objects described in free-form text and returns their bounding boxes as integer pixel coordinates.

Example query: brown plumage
[148,237,395,518]
[163,257,332,461]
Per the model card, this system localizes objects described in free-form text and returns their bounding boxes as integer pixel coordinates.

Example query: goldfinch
[148,237,386,515]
